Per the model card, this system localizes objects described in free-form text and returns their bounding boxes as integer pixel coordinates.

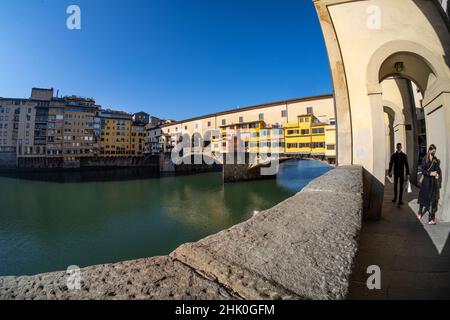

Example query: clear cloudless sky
[0,0,332,120]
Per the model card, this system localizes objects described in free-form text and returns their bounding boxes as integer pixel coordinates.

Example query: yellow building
[325,124,336,162]
[284,114,327,157]
[248,126,285,155]
[100,110,132,156]
[209,120,286,157]
[46,97,99,160]
[219,120,264,153]
[130,124,145,156]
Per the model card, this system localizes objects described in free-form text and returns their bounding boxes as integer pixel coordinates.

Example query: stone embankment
[0,166,363,300]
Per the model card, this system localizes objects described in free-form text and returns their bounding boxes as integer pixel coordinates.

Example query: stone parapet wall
[0,165,363,300]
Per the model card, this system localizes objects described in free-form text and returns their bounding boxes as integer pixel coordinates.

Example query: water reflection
[0,159,331,276]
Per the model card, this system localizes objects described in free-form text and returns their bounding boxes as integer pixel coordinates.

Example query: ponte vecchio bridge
[163,0,450,223]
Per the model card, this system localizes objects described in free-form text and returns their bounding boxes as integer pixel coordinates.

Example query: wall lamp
[394,62,404,73]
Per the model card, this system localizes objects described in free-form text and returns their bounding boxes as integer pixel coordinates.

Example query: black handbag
[418,159,435,186]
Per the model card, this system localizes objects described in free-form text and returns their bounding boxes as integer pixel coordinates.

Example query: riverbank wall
[0,165,363,300]
[0,152,17,169]
[14,156,160,171]
[1,154,220,178]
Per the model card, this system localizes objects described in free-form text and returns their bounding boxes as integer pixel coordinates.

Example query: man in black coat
[389,143,410,205]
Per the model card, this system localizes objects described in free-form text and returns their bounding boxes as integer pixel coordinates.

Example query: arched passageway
[382,77,426,185]
[314,0,450,221]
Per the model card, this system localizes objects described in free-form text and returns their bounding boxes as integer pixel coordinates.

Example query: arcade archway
[314,0,450,221]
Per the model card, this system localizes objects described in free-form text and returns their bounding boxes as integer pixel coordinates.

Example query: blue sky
[0,0,332,120]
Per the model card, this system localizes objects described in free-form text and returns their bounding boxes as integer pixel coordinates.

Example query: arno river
[0,159,331,276]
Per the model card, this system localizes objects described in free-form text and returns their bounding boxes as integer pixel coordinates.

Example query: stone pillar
[363,92,386,220]
[222,153,276,183]
[441,92,450,222]
[402,79,420,185]
[425,91,450,222]
[384,112,394,171]
[313,1,353,167]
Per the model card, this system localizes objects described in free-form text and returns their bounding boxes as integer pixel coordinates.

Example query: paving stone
[349,180,450,300]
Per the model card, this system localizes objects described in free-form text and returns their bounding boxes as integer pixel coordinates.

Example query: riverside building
[284,114,334,160]
[100,110,133,156]
[0,88,54,166]
[145,124,172,155]
[0,88,152,169]
[131,123,146,156]
[100,110,148,157]
[0,98,36,157]
[47,96,100,162]
[160,94,336,162]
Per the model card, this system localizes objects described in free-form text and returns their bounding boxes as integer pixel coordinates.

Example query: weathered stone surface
[301,165,363,195]
[0,256,236,300]
[172,245,300,300]
[1,166,364,300]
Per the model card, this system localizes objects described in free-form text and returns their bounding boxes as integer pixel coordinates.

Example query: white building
[145,125,172,155]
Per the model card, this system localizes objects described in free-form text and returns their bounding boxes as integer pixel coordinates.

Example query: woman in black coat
[417,144,441,225]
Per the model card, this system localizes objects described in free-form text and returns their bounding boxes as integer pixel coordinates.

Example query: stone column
[363,92,387,220]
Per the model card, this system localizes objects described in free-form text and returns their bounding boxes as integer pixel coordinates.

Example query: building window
[275,128,284,135]
[307,107,313,115]
[281,110,287,118]
[312,128,325,134]
[239,116,243,123]
[327,144,335,150]
[222,119,226,126]
[301,129,310,135]
[312,142,325,148]
[208,121,211,127]
[259,113,264,120]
